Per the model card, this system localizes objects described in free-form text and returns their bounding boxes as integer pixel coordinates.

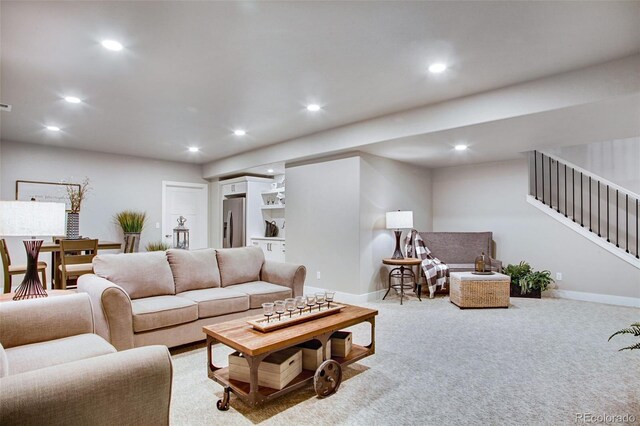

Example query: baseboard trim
[303,285,386,304]
[548,289,640,308]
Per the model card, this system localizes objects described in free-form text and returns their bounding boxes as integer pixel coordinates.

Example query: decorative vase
[66,212,80,239]
[123,232,141,253]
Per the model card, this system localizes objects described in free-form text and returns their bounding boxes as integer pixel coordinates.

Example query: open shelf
[261,205,285,210]
[212,344,371,397]
[214,367,314,397]
[261,188,285,195]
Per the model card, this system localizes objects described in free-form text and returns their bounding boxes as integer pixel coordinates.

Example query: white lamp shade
[0,201,66,236]
[386,211,413,229]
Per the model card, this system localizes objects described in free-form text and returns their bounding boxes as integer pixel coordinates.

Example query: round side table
[382,258,422,305]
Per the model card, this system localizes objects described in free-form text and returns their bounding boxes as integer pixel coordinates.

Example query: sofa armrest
[0,345,172,426]
[261,261,306,297]
[0,293,94,349]
[78,274,135,351]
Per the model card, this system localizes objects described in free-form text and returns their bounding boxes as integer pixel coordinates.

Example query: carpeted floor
[169,295,640,425]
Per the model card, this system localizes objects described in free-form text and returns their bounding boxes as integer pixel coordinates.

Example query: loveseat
[411,231,502,296]
[78,246,306,350]
[0,293,173,426]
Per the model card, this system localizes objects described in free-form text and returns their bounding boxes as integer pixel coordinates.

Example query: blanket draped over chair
[404,229,450,296]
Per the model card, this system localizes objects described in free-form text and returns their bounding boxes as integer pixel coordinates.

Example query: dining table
[41,240,122,289]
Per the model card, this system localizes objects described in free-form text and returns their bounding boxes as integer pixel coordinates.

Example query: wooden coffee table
[203,304,378,410]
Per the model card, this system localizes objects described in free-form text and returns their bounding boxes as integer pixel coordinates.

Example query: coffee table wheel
[314,360,342,398]
[216,387,230,411]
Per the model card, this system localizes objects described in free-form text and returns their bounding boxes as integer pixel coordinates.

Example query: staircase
[527,150,639,268]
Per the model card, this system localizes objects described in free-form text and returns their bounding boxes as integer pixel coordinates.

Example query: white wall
[359,154,432,295]
[286,153,433,298]
[432,158,640,299]
[286,156,361,295]
[549,137,640,194]
[1,140,206,287]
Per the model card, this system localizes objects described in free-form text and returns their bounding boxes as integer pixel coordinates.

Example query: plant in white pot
[65,178,91,239]
[114,210,146,253]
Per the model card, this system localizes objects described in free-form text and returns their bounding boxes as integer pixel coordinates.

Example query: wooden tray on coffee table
[247,303,346,332]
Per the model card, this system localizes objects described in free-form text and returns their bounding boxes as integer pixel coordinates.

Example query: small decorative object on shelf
[173,215,189,249]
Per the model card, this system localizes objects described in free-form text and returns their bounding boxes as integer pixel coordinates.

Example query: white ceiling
[360,94,640,169]
[1,1,639,164]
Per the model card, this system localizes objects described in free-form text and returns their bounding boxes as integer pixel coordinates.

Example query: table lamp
[385,210,413,259]
[0,201,66,300]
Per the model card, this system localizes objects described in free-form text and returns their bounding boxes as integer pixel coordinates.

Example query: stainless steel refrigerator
[222,197,245,248]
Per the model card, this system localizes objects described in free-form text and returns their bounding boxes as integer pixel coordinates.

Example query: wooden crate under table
[449,271,510,309]
[296,339,331,370]
[331,331,352,357]
[229,347,302,390]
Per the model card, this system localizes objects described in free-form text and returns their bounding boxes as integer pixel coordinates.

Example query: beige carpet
[170,295,640,425]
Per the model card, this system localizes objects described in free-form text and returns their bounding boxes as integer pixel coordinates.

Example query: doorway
[162,181,208,249]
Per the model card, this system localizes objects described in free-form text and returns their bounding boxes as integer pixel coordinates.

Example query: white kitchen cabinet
[251,238,285,262]
[221,182,247,196]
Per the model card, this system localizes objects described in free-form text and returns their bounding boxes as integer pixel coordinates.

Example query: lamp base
[391,229,404,259]
[13,239,47,301]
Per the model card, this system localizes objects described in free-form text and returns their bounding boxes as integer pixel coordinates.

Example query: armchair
[0,293,173,426]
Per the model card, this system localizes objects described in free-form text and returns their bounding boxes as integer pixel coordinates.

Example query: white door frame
[161,181,209,248]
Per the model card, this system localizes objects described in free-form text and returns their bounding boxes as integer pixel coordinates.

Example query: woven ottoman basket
[449,271,510,309]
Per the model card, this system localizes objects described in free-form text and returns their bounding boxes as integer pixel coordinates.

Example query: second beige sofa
[78,246,306,350]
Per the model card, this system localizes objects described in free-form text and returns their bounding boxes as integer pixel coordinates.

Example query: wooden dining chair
[58,239,98,289]
[1,238,48,293]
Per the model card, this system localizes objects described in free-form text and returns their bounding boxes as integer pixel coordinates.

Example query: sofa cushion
[131,296,198,333]
[216,247,264,287]
[167,248,221,293]
[93,251,175,299]
[227,281,292,309]
[177,288,249,318]
[4,334,116,376]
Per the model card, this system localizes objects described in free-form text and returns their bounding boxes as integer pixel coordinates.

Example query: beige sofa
[78,246,306,350]
[0,293,172,426]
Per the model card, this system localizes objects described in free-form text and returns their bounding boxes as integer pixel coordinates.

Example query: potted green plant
[145,241,169,252]
[114,211,147,253]
[608,323,640,351]
[503,261,554,299]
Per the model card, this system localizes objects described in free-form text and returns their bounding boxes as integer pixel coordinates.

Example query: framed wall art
[15,180,79,211]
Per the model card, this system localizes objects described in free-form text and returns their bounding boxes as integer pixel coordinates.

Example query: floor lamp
[385,210,413,259]
[0,201,66,300]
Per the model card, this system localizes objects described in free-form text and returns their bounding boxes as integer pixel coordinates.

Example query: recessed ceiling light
[45,125,60,132]
[188,147,200,152]
[306,104,321,112]
[454,144,468,151]
[64,96,82,104]
[101,39,123,51]
[267,169,274,173]
[234,129,246,136]
[428,63,447,74]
